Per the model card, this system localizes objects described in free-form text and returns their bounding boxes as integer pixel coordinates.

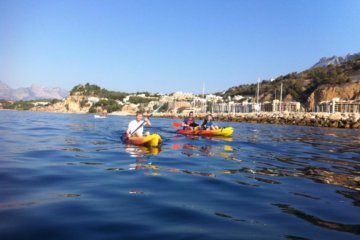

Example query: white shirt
[127,120,144,136]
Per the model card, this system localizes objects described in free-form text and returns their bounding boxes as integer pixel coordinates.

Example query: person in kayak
[182,111,199,130]
[127,112,151,138]
[201,114,219,130]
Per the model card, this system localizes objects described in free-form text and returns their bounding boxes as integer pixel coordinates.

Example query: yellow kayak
[122,133,162,147]
[176,127,234,137]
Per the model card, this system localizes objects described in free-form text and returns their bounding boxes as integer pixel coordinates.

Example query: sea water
[0,110,359,240]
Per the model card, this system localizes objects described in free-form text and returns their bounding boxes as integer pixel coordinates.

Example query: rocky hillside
[29,83,164,114]
[223,53,360,110]
[307,81,360,109]
[0,81,68,100]
[31,95,90,114]
[31,83,131,114]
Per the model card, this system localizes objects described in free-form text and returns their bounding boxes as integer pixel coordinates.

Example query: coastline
[154,112,360,129]
[2,109,359,129]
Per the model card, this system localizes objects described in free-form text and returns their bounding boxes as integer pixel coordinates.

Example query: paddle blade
[172,122,182,128]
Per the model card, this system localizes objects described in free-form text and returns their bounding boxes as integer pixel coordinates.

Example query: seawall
[154,112,360,129]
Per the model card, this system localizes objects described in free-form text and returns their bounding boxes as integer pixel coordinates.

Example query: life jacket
[185,117,194,125]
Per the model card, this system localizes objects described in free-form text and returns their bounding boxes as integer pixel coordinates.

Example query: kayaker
[127,112,151,138]
[182,111,199,130]
[201,114,219,130]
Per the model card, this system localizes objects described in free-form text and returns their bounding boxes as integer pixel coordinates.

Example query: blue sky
[1,0,359,94]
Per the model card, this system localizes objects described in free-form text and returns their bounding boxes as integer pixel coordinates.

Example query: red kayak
[176,127,233,137]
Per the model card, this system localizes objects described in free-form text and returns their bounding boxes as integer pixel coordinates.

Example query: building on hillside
[171,92,195,100]
[87,97,100,104]
[167,100,192,113]
[212,99,302,113]
[213,101,255,113]
[233,95,245,101]
[205,94,223,102]
[262,100,302,112]
[33,101,50,106]
[317,98,360,113]
[157,93,301,114]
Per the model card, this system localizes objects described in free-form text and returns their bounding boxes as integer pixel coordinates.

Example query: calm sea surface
[0,110,359,240]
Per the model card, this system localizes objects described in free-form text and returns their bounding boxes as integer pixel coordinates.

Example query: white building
[171,92,195,100]
[205,94,223,102]
[87,97,100,104]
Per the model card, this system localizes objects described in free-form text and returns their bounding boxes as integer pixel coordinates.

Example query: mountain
[0,81,13,100]
[311,52,360,69]
[0,81,69,100]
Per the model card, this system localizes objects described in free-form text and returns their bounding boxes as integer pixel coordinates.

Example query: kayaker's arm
[201,119,207,129]
[182,118,189,127]
[144,117,151,127]
[126,128,132,138]
[126,122,132,137]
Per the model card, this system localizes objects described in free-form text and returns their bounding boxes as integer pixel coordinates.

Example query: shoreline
[2,109,360,129]
[154,112,360,129]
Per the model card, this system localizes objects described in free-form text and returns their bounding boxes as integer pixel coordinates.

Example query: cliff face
[31,95,90,113]
[120,104,138,114]
[307,81,360,109]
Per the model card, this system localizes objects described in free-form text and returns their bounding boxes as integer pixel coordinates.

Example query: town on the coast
[1,53,360,129]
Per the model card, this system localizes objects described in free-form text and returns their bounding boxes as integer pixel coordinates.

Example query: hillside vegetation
[70,83,128,100]
[0,99,61,111]
[223,55,360,107]
[70,83,160,113]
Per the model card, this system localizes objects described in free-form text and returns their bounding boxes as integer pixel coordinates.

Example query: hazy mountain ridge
[311,52,360,69]
[0,81,69,100]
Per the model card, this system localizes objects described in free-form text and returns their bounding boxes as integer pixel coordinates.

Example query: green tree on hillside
[88,99,122,113]
[70,83,129,101]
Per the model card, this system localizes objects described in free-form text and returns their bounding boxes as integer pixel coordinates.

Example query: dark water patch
[285,235,311,240]
[215,212,246,222]
[336,190,360,207]
[79,162,104,166]
[57,193,81,198]
[300,167,360,191]
[251,176,281,185]
[0,200,39,209]
[290,192,321,200]
[274,203,360,235]
[63,147,83,152]
[105,167,126,171]
[25,127,62,131]
[235,180,260,187]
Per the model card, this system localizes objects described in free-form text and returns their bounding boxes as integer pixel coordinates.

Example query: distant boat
[94,114,107,119]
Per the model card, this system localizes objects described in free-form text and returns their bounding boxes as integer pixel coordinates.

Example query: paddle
[129,104,164,136]
[172,122,183,128]
[172,121,202,130]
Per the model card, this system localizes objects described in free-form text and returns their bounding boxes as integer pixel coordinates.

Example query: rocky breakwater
[31,95,90,114]
[155,112,360,129]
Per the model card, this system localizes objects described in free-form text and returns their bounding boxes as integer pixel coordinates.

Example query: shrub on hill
[70,83,128,101]
[0,100,34,110]
[88,99,122,113]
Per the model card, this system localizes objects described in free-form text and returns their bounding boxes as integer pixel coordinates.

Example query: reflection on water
[0,111,359,240]
[125,145,161,157]
[274,204,360,235]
